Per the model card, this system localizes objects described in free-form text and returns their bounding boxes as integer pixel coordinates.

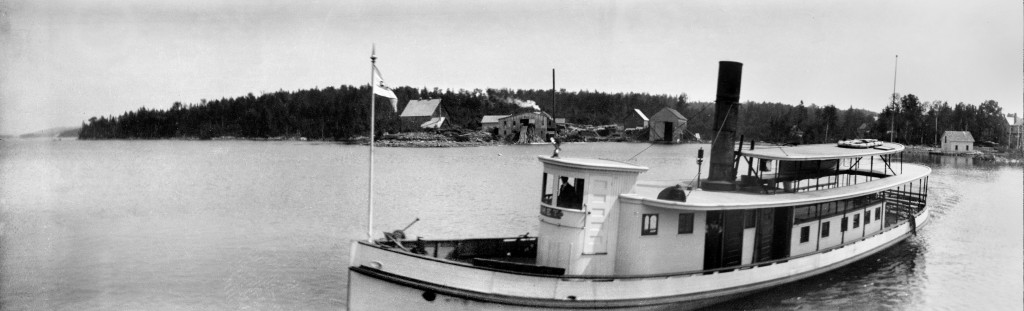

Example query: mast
[890,55,898,143]
[368,46,377,242]
[552,69,556,123]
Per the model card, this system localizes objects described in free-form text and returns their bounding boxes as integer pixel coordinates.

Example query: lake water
[1,140,1020,310]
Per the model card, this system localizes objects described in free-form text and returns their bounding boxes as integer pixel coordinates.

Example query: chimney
[703,61,743,191]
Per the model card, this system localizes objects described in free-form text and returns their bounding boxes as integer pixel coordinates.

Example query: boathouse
[940,131,974,153]
[498,111,553,143]
[480,115,509,132]
[1007,114,1023,150]
[648,107,687,143]
[623,109,649,130]
[399,99,447,129]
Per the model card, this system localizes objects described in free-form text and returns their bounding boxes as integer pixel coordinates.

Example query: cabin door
[720,210,746,267]
[703,211,723,270]
[583,177,612,254]
[663,122,674,142]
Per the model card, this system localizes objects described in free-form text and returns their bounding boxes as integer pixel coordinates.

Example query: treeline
[875,95,1009,145]
[78,85,1009,146]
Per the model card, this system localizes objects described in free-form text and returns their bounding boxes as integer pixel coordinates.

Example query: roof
[624,162,931,210]
[481,115,510,124]
[538,156,649,173]
[740,142,905,161]
[632,109,649,121]
[942,131,975,142]
[1006,116,1017,125]
[400,99,442,117]
[500,111,553,121]
[650,107,686,121]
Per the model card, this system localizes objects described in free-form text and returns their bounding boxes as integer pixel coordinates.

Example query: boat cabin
[528,142,927,277]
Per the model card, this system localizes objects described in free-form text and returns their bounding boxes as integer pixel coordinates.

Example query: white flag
[372,65,398,111]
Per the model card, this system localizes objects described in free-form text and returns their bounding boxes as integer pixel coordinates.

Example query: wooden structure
[400,99,447,129]
[940,131,974,153]
[1007,114,1023,150]
[623,109,649,130]
[498,111,553,143]
[480,115,509,132]
[648,107,687,143]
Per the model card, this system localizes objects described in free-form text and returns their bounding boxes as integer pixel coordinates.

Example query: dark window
[821,221,831,237]
[541,173,554,204]
[875,207,881,220]
[678,213,694,234]
[853,214,860,228]
[800,226,810,243]
[841,217,848,232]
[641,214,658,235]
[555,176,585,210]
[743,210,756,228]
[794,205,818,224]
[865,210,871,225]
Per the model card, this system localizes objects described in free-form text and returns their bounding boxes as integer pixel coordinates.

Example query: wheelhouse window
[821,221,831,237]
[799,226,810,243]
[555,176,585,210]
[865,210,872,225]
[641,214,658,235]
[678,213,694,234]
[875,207,881,220]
[853,214,860,228]
[541,173,554,205]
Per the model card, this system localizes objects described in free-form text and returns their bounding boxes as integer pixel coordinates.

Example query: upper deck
[741,142,905,161]
[622,161,931,210]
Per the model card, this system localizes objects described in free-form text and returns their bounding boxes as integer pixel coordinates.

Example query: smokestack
[703,61,743,191]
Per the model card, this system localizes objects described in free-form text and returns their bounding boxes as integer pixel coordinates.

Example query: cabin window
[541,173,554,205]
[821,222,831,237]
[875,207,881,220]
[794,205,818,224]
[555,176,585,210]
[799,226,810,243]
[841,217,848,232]
[641,214,659,235]
[865,210,872,225]
[853,214,860,228]
[955,145,958,151]
[743,210,756,228]
[678,213,694,234]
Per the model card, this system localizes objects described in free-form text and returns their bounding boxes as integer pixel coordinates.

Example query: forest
[78,84,1011,147]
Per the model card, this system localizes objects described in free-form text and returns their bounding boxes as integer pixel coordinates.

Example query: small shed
[941,131,975,153]
[856,123,870,138]
[624,109,649,130]
[648,107,687,143]
[480,115,510,131]
[499,111,553,143]
[1007,114,1023,150]
[400,99,447,129]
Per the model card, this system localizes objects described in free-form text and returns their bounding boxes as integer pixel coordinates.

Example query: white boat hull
[347,209,928,311]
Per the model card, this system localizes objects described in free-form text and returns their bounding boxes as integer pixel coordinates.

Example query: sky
[1,0,1021,135]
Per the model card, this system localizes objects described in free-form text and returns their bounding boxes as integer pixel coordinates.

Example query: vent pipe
[703,61,743,191]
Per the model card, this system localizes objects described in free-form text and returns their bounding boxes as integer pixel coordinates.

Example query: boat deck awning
[621,162,930,210]
[740,142,905,161]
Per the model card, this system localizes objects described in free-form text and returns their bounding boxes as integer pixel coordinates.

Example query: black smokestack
[703,61,743,191]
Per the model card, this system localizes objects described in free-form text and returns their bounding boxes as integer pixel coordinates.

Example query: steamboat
[347,61,930,310]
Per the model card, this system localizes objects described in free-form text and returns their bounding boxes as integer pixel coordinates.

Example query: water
[0,140,1020,310]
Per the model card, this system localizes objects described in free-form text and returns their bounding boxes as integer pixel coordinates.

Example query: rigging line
[710,109,730,147]
[626,143,656,161]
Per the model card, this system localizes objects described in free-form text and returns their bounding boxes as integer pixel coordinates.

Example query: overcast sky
[2,0,1021,135]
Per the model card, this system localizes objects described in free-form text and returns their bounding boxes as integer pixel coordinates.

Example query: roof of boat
[538,156,649,173]
[740,142,905,161]
[623,162,931,210]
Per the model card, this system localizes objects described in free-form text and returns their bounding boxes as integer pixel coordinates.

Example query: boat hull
[347,209,928,311]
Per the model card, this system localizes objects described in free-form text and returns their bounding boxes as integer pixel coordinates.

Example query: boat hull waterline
[347,209,928,310]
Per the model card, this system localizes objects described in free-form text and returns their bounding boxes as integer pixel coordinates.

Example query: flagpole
[368,47,376,242]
